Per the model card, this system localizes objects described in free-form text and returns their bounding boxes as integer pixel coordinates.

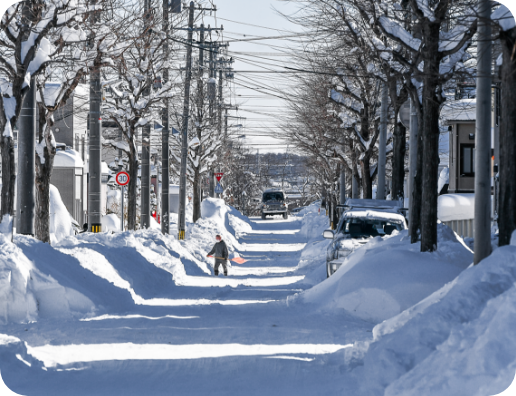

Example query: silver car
[323,199,407,277]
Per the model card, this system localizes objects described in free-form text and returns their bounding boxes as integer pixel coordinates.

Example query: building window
[461,144,475,176]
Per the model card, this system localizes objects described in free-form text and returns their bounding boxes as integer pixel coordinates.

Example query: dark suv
[261,190,288,219]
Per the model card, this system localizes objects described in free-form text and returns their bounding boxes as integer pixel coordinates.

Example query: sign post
[116,171,130,231]
[214,173,224,197]
[214,172,224,182]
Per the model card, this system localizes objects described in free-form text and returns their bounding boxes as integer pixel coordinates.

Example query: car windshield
[263,192,284,202]
[338,218,403,237]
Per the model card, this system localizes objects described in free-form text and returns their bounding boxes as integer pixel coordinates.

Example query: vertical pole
[208,43,215,120]
[17,75,36,235]
[224,107,228,139]
[140,0,152,229]
[352,169,359,198]
[161,0,170,234]
[377,83,388,200]
[88,0,102,233]
[178,2,195,240]
[216,68,223,199]
[209,170,214,197]
[340,167,346,205]
[208,42,215,198]
[474,0,492,264]
[218,68,223,138]
[121,186,124,231]
[408,96,419,226]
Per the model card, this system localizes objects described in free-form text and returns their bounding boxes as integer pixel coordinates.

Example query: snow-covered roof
[54,148,83,168]
[440,99,476,124]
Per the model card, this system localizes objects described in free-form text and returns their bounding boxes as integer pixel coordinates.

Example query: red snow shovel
[230,257,247,264]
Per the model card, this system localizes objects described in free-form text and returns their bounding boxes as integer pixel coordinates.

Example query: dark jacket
[208,240,229,260]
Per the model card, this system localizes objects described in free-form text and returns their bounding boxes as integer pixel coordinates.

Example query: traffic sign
[116,171,130,186]
[215,183,223,194]
[215,172,224,182]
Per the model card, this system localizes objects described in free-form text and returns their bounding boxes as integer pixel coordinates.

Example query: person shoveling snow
[207,234,229,276]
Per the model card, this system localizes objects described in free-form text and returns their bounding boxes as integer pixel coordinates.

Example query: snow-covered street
[1,200,516,395]
[0,209,373,395]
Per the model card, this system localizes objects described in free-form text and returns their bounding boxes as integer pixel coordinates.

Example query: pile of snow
[298,201,330,242]
[343,231,516,396]
[438,193,474,221]
[0,215,12,238]
[0,234,95,325]
[102,214,120,232]
[299,224,473,323]
[0,197,256,327]
[49,184,75,243]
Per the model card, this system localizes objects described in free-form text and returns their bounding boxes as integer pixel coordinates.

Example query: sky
[201,0,305,154]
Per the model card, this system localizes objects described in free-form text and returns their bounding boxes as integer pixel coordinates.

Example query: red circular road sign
[116,171,130,186]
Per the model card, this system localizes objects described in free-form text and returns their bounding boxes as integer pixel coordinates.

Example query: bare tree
[494,5,516,246]
[0,0,89,218]
[102,1,182,230]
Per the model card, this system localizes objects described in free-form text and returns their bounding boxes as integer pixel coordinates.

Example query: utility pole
[161,0,170,234]
[88,0,102,233]
[140,0,152,229]
[161,0,181,234]
[192,24,205,222]
[178,1,195,240]
[17,76,36,236]
[408,96,419,236]
[340,168,346,205]
[474,0,492,264]
[208,42,217,198]
[377,83,388,200]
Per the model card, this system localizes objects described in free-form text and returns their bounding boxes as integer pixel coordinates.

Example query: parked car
[261,189,288,219]
[323,199,407,277]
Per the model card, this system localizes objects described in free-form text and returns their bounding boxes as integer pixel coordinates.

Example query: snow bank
[102,214,120,232]
[298,201,329,243]
[0,234,95,325]
[49,184,75,243]
[294,202,331,285]
[0,215,13,238]
[438,193,475,221]
[343,235,516,396]
[0,200,252,327]
[299,224,473,322]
